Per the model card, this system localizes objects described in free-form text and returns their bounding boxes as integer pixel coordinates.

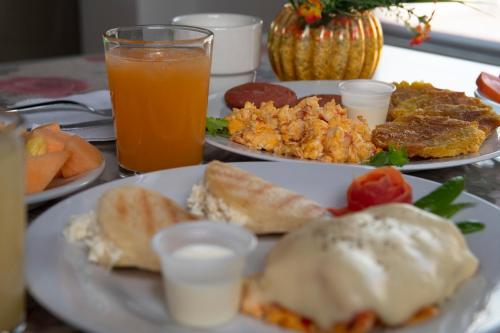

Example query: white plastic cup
[339,79,396,128]
[151,221,257,328]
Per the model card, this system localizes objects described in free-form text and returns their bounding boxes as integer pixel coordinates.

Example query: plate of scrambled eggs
[206,80,500,171]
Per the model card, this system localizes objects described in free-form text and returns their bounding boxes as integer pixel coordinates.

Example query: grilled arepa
[65,186,198,271]
[187,161,327,234]
[372,115,485,158]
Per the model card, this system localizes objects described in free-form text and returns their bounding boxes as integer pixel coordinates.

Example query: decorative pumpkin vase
[268,4,383,81]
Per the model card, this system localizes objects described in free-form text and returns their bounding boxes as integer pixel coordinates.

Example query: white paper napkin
[14,90,115,142]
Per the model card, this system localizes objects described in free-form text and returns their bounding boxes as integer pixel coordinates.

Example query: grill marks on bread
[207,162,323,216]
[203,161,326,233]
[97,186,198,271]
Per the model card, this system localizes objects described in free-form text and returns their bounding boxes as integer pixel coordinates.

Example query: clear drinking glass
[0,111,26,333]
[103,25,213,174]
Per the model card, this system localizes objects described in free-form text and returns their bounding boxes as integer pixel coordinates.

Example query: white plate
[27,162,500,333]
[25,160,105,205]
[474,89,500,113]
[206,80,500,171]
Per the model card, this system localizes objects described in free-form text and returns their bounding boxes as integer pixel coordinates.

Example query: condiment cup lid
[339,79,396,97]
[152,221,257,283]
[151,220,257,261]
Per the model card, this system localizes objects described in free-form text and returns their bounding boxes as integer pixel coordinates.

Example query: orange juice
[105,47,210,172]
[0,124,25,331]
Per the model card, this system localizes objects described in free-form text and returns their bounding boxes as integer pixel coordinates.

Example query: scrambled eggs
[226,97,376,163]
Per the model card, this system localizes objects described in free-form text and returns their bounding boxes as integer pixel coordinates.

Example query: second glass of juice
[0,111,26,333]
[103,25,213,173]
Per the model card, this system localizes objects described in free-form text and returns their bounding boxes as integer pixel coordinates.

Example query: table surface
[4,44,500,332]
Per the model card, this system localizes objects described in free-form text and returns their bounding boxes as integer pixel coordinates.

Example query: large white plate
[25,160,105,206]
[206,80,500,171]
[27,162,500,333]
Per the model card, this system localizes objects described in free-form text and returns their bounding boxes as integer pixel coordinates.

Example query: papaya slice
[33,128,72,152]
[33,123,61,132]
[61,136,103,178]
[25,134,47,156]
[33,127,72,143]
[25,150,70,194]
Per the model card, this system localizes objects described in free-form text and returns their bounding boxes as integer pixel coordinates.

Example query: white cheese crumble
[63,211,123,265]
[187,184,250,226]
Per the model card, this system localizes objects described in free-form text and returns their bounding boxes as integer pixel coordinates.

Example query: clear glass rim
[103,24,214,46]
[0,110,24,132]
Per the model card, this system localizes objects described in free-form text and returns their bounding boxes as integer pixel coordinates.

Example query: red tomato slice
[329,167,412,216]
[476,72,500,104]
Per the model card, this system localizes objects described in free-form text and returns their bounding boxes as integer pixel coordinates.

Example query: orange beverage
[103,25,213,173]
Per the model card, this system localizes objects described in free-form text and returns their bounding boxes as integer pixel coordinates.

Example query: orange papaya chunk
[33,123,61,132]
[25,150,70,194]
[25,134,47,156]
[61,136,103,178]
[32,128,73,153]
[33,127,72,143]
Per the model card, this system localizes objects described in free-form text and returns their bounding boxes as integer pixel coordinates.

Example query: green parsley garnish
[367,145,409,167]
[456,221,485,234]
[414,176,484,235]
[414,176,468,215]
[206,117,229,136]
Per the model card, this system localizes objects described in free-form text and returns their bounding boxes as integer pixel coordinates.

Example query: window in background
[377,1,500,65]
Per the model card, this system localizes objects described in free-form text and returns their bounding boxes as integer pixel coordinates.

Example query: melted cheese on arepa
[252,203,478,329]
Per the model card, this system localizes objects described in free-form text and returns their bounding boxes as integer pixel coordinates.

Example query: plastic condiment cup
[339,79,396,128]
[151,221,257,328]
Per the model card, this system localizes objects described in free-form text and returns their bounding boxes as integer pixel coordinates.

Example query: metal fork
[6,100,112,117]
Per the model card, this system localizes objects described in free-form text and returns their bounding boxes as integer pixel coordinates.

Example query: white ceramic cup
[172,13,263,92]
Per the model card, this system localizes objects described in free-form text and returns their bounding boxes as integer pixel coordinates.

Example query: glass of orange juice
[103,25,213,173]
[0,111,26,333]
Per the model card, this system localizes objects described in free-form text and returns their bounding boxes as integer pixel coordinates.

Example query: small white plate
[206,81,500,171]
[26,162,500,333]
[25,160,105,205]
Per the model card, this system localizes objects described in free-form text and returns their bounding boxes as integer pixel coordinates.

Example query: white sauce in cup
[165,244,240,327]
[152,221,257,328]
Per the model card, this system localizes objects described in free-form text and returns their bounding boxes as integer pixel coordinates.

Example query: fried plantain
[372,115,486,158]
[388,82,498,134]
[390,104,500,135]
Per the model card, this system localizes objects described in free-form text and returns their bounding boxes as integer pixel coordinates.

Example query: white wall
[79,0,286,54]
